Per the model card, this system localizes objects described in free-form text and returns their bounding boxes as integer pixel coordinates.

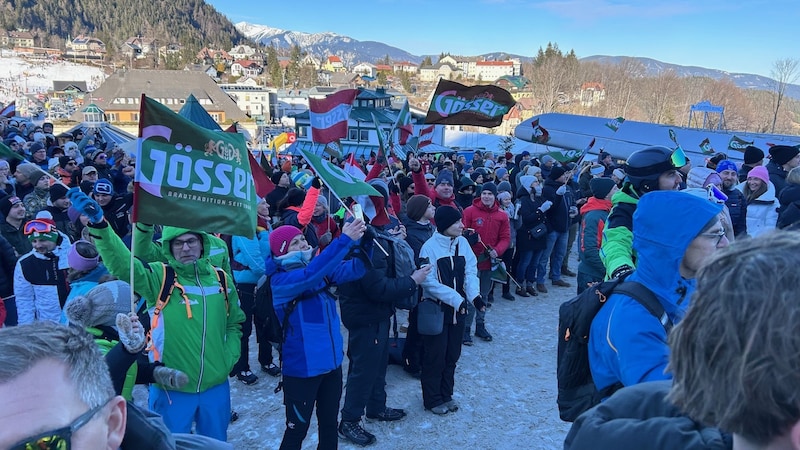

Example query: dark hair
[76,240,98,259]
[668,232,800,445]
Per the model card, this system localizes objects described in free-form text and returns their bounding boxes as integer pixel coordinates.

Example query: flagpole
[323,183,388,257]
[129,222,137,314]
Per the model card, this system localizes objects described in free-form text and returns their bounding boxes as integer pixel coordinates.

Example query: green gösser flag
[298,148,380,199]
[133,94,257,237]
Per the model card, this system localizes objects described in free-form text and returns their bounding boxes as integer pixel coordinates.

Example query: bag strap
[614,281,673,333]
[214,268,230,315]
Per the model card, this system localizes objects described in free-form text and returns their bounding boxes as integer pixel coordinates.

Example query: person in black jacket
[401,194,436,378]
[92,179,132,238]
[514,176,548,297]
[766,145,800,197]
[716,160,748,237]
[337,196,431,447]
[265,171,291,217]
[0,234,17,326]
[537,166,574,292]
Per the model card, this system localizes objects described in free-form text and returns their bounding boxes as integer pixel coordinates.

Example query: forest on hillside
[0,0,247,55]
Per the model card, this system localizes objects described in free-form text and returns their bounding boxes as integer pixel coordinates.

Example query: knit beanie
[715,160,738,174]
[541,155,555,165]
[549,166,566,180]
[769,145,800,166]
[398,176,414,193]
[743,146,764,165]
[434,206,462,234]
[519,176,537,194]
[64,280,132,328]
[590,177,617,199]
[0,196,22,217]
[316,195,329,213]
[270,171,286,185]
[406,194,431,222]
[470,172,482,183]
[435,169,454,186]
[495,167,508,179]
[29,169,47,186]
[481,182,498,196]
[93,179,113,195]
[497,191,512,201]
[67,240,100,272]
[58,155,74,169]
[49,184,69,203]
[590,165,605,176]
[269,225,303,256]
[747,165,770,185]
[525,165,542,177]
[612,168,626,180]
[496,181,512,194]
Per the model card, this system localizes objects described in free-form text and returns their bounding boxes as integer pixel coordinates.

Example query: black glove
[311,177,321,189]
[473,296,486,311]
[611,264,634,280]
[362,224,376,244]
[463,229,479,246]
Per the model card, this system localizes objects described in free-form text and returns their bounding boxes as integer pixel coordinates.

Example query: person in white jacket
[736,166,779,237]
[417,206,481,415]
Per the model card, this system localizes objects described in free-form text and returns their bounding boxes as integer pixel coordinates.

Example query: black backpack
[556,278,673,422]
[377,231,419,310]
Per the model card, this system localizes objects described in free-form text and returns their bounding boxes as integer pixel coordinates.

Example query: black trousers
[233,282,273,374]
[280,366,343,450]
[340,318,390,422]
[401,305,423,373]
[420,306,466,409]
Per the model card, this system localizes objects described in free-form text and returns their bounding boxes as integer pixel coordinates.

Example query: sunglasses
[10,398,111,450]
[96,154,107,159]
[671,147,687,168]
[23,219,55,235]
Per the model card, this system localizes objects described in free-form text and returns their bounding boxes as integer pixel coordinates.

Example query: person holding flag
[67,187,245,442]
[408,156,460,213]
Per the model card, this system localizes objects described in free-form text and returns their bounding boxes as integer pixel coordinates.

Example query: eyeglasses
[671,147,687,168]
[10,398,112,450]
[701,228,727,247]
[66,161,77,167]
[171,236,201,249]
[23,219,55,235]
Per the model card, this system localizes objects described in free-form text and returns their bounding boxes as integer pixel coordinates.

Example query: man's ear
[105,396,127,450]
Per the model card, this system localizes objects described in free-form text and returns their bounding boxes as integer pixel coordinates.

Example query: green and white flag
[605,116,625,132]
[133,95,257,237]
[0,142,24,161]
[298,148,380,199]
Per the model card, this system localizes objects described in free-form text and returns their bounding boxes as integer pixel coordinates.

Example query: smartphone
[418,257,430,269]
[352,203,364,221]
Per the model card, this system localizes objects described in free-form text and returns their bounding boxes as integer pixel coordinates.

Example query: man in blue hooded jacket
[588,190,727,392]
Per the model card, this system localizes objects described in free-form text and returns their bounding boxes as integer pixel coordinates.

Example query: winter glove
[67,187,104,224]
[319,231,333,247]
[362,224,377,244]
[611,264,635,280]
[538,200,553,212]
[153,365,189,390]
[311,176,321,189]
[473,296,486,311]
[116,313,145,354]
[569,206,579,218]
[463,228,480,246]
[556,185,567,196]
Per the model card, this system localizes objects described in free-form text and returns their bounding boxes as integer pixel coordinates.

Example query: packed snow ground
[0,52,106,103]
[217,262,578,449]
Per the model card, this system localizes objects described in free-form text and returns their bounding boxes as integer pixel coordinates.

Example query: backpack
[377,231,418,310]
[556,277,673,422]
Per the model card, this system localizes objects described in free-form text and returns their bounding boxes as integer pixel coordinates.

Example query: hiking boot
[487,294,494,304]
[236,370,259,385]
[562,267,577,277]
[230,410,239,423]
[536,283,548,293]
[526,285,539,297]
[475,325,493,342]
[428,404,449,415]
[338,420,376,446]
[444,400,459,412]
[515,287,530,297]
[261,363,281,377]
[552,279,572,288]
[501,292,515,301]
[463,335,474,346]
[367,407,407,422]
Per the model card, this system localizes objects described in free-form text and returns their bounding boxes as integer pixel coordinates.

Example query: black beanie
[270,171,286,185]
[744,146,764,165]
[549,166,567,180]
[399,176,414,193]
[58,156,74,169]
[49,184,69,203]
[481,182,498,196]
[769,145,799,166]
[434,205,462,234]
[406,194,430,222]
[590,177,616,199]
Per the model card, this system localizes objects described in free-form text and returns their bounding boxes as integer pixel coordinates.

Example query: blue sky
[207,0,797,78]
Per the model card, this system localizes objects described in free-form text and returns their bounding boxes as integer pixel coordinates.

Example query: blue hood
[630,191,722,317]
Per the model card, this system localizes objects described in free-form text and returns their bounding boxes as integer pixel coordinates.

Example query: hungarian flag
[392,99,413,145]
[224,123,275,198]
[298,148,379,199]
[344,153,366,181]
[309,89,359,144]
[418,125,435,149]
[605,116,625,132]
[424,80,515,127]
[0,101,16,118]
[133,94,258,237]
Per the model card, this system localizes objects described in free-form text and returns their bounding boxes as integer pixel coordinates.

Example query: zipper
[195,262,207,393]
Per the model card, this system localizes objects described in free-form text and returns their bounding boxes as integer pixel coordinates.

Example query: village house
[580,82,606,107]
[321,55,346,73]
[392,61,418,74]
[2,30,34,48]
[419,62,462,82]
[122,36,156,59]
[231,60,263,78]
[64,35,106,59]
[229,44,257,60]
[353,62,377,78]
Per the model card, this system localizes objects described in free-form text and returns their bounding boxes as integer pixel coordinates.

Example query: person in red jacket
[408,157,461,214]
[461,182,510,344]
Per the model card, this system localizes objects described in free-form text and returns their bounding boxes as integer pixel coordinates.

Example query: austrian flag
[309,89,359,144]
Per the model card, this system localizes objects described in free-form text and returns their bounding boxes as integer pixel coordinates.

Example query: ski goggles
[671,147,688,168]
[23,219,55,235]
[9,398,112,450]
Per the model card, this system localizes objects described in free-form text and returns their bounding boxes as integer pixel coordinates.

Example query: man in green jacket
[67,188,245,442]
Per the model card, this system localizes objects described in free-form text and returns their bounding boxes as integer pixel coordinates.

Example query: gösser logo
[432,90,510,118]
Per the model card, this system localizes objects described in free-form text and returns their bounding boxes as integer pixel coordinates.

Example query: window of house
[349,128,358,141]
[211,113,221,121]
[131,113,139,121]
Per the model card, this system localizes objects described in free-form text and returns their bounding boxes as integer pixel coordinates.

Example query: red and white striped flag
[418,125,435,149]
[309,89,359,144]
[392,99,413,145]
[0,101,16,118]
[344,153,366,181]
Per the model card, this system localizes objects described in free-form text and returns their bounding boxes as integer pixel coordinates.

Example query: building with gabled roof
[392,61,418,73]
[71,69,246,123]
[322,55,346,73]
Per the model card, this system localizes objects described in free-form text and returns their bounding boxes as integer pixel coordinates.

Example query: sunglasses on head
[10,398,111,450]
[23,219,55,235]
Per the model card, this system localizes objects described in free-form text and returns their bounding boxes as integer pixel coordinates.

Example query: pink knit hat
[747,166,770,185]
[67,240,100,272]
[269,225,303,256]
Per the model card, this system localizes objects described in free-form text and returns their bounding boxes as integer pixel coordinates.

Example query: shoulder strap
[215,268,230,314]
[614,281,673,333]
[155,265,176,312]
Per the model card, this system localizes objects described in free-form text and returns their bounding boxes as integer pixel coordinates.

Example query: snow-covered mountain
[235,22,422,66]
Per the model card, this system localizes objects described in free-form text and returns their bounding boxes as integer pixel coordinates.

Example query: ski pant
[149,380,231,442]
[420,305,465,409]
[402,304,423,374]
[232,282,273,374]
[280,366,343,450]
[340,318,391,422]
[464,270,490,336]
